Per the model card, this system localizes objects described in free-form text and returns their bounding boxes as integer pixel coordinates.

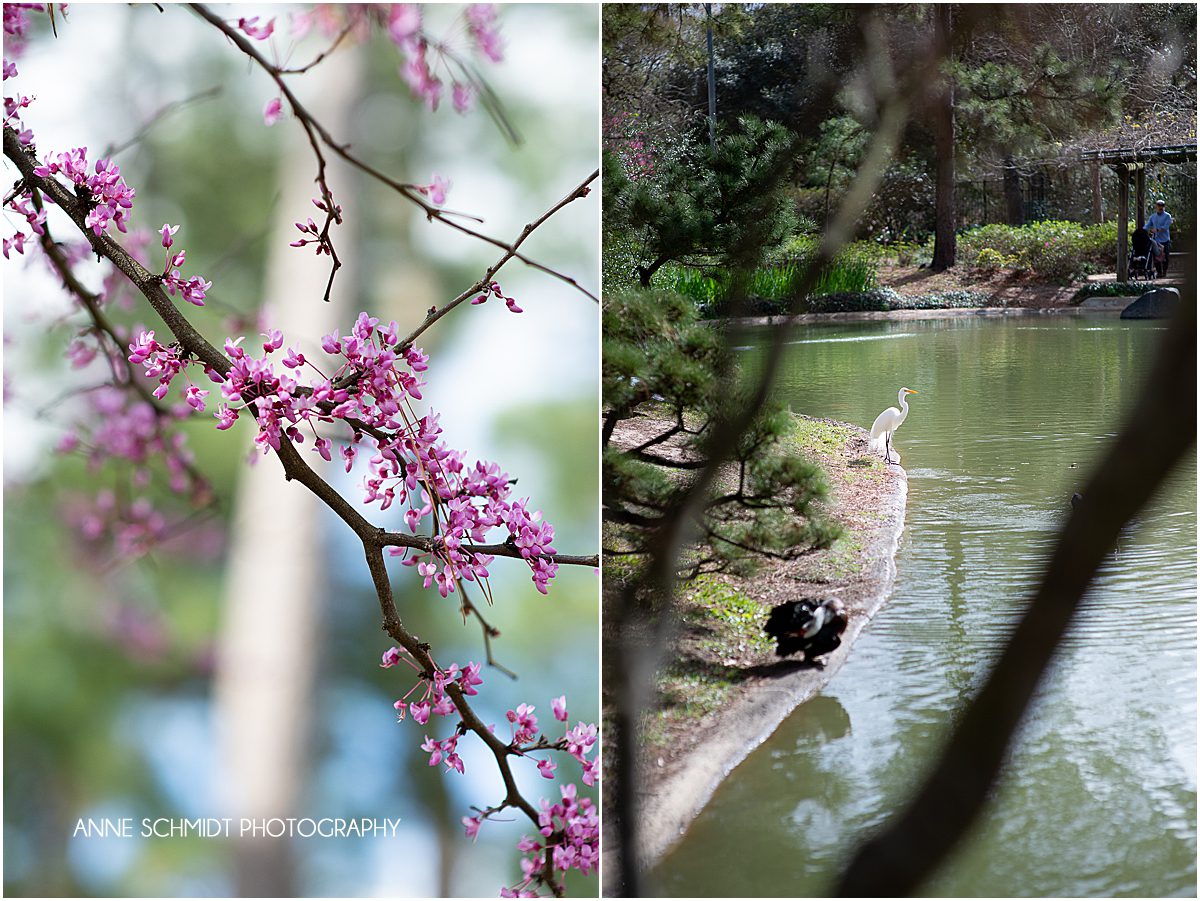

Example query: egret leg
[885,432,897,465]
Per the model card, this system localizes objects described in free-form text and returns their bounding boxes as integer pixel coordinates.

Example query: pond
[647,314,1196,897]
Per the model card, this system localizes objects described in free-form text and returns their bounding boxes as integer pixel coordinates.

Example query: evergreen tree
[604,116,799,287]
[602,288,840,583]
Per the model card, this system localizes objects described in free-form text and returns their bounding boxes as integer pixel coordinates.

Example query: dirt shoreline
[604,421,908,891]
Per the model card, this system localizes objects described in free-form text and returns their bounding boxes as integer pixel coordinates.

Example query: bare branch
[188,4,598,305]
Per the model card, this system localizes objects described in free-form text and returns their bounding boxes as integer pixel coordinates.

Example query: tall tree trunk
[213,45,362,897]
[1003,156,1024,226]
[931,5,956,271]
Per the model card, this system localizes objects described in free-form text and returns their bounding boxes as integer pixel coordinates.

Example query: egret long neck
[897,390,909,419]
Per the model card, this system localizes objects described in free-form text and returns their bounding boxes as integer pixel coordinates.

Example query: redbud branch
[275,21,355,75]
[7,124,600,574]
[399,168,600,350]
[362,544,563,896]
[27,204,215,504]
[5,128,231,375]
[188,3,598,307]
[7,122,585,895]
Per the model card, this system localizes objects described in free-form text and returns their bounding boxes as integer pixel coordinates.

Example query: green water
[648,315,1196,897]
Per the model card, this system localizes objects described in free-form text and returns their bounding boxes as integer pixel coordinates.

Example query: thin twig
[188,3,598,304]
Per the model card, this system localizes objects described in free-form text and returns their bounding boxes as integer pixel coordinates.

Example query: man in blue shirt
[1144,199,1173,278]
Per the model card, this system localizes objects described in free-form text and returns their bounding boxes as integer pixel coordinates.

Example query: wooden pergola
[1080,143,1198,281]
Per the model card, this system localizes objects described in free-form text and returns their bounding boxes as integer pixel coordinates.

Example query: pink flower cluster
[505,785,599,896]
[33,147,135,236]
[465,5,503,63]
[381,647,484,774]
[389,4,502,113]
[56,384,209,557]
[382,645,599,894]
[2,3,47,59]
[603,112,656,180]
[67,489,169,559]
[267,6,503,116]
[471,280,524,314]
[3,86,32,145]
[128,329,212,409]
[59,385,200,491]
[289,195,342,255]
[3,192,45,258]
[2,6,46,148]
[123,302,557,596]
[158,223,212,306]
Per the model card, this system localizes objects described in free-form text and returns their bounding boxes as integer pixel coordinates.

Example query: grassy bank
[626,415,886,769]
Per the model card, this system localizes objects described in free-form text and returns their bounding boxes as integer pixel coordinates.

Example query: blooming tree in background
[3,4,598,896]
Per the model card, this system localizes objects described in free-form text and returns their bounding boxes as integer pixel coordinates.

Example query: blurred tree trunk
[213,45,362,897]
[931,5,957,271]
[1003,156,1024,225]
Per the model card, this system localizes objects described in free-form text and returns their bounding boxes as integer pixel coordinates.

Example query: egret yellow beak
[905,389,918,395]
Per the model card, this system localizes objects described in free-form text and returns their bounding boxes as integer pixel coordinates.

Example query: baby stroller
[1128,228,1160,280]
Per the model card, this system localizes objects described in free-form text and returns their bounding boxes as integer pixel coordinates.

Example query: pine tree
[604,117,799,288]
[602,288,840,584]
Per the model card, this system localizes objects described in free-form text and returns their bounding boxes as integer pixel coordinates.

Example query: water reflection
[650,316,1196,897]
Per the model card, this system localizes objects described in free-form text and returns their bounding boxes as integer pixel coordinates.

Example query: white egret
[869,387,918,465]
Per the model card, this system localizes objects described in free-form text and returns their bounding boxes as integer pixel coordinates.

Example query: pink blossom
[462,815,481,840]
[400,43,441,110]
[551,695,568,722]
[380,647,404,668]
[565,722,597,760]
[419,173,450,206]
[465,5,503,62]
[507,703,538,744]
[237,16,275,40]
[387,4,421,44]
[66,338,98,369]
[214,404,239,430]
[452,82,473,113]
[263,96,283,126]
[184,385,209,412]
[536,758,556,779]
[261,329,284,353]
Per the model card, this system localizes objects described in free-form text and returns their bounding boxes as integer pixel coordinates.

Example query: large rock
[1121,287,1180,320]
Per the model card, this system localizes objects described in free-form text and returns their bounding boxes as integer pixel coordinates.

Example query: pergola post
[1116,164,1129,282]
[1091,160,1102,223]
[1135,164,1146,230]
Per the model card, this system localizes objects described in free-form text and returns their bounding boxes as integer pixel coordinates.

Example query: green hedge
[957,220,1121,281]
[697,286,991,318]
[1073,281,1159,300]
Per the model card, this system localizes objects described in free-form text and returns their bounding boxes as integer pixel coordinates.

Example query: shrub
[603,230,645,293]
[974,247,1015,272]
[957,220,1121,281]
[894,289,990,309]
[694,286,992,318]
[1073,281,1159,300]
